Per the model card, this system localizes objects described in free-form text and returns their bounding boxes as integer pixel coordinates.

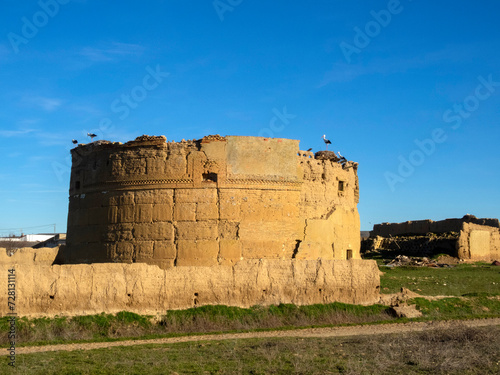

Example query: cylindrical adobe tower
[64,135,361,269]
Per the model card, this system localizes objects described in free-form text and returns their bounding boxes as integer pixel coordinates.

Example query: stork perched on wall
[337,151,347,163]
[72,139,78,144]
[87,133,97,142]
[322,134,331,150]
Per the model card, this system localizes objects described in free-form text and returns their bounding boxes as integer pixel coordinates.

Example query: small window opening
[346,249,353,260]
[202,172,217,182]
[338,181,345,192]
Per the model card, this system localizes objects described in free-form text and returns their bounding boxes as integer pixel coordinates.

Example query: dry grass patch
[10,325,500,374]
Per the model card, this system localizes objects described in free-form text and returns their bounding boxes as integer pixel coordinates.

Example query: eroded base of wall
[0,249,380,317]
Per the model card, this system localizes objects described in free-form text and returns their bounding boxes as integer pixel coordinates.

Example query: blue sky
[0,0,499,234]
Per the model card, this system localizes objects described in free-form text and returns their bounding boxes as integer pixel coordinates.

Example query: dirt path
[16,318,500,355]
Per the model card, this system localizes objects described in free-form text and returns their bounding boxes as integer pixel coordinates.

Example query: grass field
[0,304,395,347]
[380,262,500,296]
[7,325,500,374]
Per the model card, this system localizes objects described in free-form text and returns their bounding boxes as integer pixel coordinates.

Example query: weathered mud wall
[366,216,500,261]
[64,135,361,267]
[0,248,380,317]
[371,216,499,238]
[457,222,500,261]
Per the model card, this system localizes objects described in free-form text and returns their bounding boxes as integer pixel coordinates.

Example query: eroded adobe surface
[0,248,380,317]
[63,135,361,268]
[365,215,500,261]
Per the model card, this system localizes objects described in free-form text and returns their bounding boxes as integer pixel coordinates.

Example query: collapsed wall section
[457,222,500,261]
[371,216,500,237]
[296,150,360,260]
[366,215,500,261]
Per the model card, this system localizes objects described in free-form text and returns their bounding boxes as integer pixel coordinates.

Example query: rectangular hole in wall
[346,249,353,260]
[338,181,345,192]
[202,172,217,182]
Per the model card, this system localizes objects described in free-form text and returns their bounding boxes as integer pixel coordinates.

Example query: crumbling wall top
[371,215,500,238]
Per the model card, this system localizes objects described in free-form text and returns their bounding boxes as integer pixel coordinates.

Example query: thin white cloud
[79,42,145,62]
[0,190,65,194]
[23,96,62,112]
[0,129,36,137]
[36,131,74,147]
[17,119,41,126]
[68,104,105,117]
[27,190,66,193]
[28,155,53,162]
[319,43,493,87]
[20,183,44,188]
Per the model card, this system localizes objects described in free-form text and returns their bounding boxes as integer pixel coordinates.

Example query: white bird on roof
[72,139,78,144]
[87,133,97,141]
[322,134,331,150]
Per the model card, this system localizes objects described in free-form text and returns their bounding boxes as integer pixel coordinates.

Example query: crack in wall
[216,187,222,263]
[292,240,301,259]
[172,189,178,266]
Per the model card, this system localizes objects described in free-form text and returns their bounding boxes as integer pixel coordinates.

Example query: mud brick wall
[367,219,500,262]
[457,222,500,261]
[371,216,499,238]
[0,248,380,317]
[63,135,361,268]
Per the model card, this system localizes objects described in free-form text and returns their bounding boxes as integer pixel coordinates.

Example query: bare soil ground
[17,317,500,355]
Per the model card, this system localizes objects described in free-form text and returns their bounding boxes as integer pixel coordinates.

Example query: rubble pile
[385,255,455,268]
[362,232,459,257]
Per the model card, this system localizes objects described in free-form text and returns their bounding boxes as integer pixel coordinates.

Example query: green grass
[413,296,500,319]
[0,303,395,347]
[1,296,498,350]
[380,263,500,296]
[8,325,500,374]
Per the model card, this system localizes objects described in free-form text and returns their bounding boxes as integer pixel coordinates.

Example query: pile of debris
[385,255,455,268]
[362,232,459,257]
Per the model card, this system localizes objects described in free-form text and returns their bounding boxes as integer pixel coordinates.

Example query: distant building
[0,233,66,248]
[33,234,66,249]
[364,215,500,262]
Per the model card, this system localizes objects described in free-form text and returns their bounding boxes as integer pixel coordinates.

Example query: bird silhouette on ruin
[322,134,331,150]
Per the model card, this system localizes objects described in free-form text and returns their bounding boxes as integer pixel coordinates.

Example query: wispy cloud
[79,42,145,62]
[36,131,74,147]
[0,190,66,194]
[23,96,62,112]
[28,155,53,162]
[17,118,41,127]
[319,43,494,87]
[19,183,65,193]
[0,129,36,137]
[68,104,105,117]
